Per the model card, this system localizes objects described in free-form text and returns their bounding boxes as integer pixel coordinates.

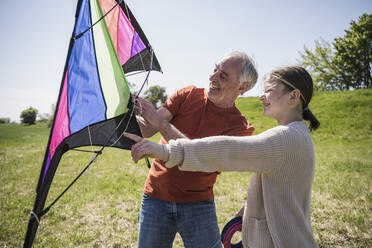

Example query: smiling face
[259,79,290,121]
[207,57,245,108]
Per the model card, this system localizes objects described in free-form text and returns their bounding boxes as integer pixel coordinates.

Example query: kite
[24,0,161,247]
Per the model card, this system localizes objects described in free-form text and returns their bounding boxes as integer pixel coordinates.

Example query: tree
[0,118,10,124]
[333,13,372,89]
[298,13,372,90]
[20,107,38,125]
[299,39,340,90]
[143,85,168,109]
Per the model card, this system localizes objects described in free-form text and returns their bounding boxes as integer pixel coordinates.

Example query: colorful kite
[24,0,161,247]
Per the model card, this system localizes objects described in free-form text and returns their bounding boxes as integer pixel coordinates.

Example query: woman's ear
[289,89,301,104]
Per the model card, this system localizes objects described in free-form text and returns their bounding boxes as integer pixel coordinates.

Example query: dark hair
[268,66,320,131]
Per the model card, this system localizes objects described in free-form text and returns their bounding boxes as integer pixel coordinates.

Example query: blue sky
[0,0,371,122]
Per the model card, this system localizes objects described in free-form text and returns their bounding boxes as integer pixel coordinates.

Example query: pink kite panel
[117,6,135,65]
[49,70,71,158]
[99,0,119,51]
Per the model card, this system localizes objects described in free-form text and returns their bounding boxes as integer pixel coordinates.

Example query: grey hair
[222,51,258,92]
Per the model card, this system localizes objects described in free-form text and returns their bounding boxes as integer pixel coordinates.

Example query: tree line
[298,13,371,91]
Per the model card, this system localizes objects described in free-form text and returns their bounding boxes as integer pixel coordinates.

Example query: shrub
[20,107,38,125]
[0,118,10,124]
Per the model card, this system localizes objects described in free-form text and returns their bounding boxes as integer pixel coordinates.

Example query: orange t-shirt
[143,86,254,202]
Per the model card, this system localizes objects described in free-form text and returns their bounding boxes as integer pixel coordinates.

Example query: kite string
[40,149,102,217]
[85,47,153,152]
[138,50,147,73]
[73,0,123,40]
[109,48,154,147]
[135,47,154,97]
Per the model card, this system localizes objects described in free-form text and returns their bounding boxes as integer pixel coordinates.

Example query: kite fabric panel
[24,0,161,247]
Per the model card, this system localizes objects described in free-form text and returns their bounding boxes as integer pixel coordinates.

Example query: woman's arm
[165,128,285,174]
[125,126,286,174]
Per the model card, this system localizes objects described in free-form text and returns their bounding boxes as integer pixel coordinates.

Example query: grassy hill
[1,89,371,247]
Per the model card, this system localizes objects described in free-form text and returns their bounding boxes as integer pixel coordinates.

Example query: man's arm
[135,97,187,141]
[156,114,188,141]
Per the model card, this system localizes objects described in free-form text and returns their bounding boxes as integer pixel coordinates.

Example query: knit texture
[165,121,318,248]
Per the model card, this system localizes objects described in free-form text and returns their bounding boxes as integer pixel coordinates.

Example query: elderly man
[134,51,258,248]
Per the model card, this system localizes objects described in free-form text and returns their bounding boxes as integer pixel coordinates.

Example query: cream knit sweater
[165,121,317,248]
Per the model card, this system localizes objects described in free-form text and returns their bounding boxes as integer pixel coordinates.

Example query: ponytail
[303,106,320,131]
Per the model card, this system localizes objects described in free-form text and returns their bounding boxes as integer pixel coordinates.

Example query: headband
[271,73,307,105]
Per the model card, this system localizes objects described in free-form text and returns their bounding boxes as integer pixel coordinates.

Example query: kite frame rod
[73,0,123,40]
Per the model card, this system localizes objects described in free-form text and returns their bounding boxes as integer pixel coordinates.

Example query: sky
[0,0,371,122]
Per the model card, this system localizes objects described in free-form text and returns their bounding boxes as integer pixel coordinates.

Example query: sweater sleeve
[165,126,286,174]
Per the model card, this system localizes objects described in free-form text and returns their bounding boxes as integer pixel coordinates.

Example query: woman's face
[259,79,289,120]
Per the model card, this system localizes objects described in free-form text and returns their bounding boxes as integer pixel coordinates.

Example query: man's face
[207,57,243,108]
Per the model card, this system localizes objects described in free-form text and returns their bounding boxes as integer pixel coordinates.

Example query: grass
[1,89,372,247]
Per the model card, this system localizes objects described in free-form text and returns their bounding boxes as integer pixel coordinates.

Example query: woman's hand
[236,206,244,217]
[123,132,167,163]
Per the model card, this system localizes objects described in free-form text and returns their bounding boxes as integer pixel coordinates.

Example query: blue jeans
[137,193,222,248]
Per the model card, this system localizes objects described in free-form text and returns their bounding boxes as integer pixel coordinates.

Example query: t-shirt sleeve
[163,85,196,117]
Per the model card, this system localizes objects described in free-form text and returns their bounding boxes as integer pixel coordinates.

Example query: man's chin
[207,88,219,97]
[206,91,216,101]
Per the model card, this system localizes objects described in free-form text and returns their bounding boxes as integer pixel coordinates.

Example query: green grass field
[1,89,371,247]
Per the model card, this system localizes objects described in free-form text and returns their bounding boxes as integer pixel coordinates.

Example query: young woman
[125,66,320,248]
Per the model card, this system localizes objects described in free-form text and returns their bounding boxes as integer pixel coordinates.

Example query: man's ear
[238,82,250,95]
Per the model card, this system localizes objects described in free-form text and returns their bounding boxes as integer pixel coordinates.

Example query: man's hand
[134,97,163,130]
[133,96,186,141]
[124,132,168,163]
